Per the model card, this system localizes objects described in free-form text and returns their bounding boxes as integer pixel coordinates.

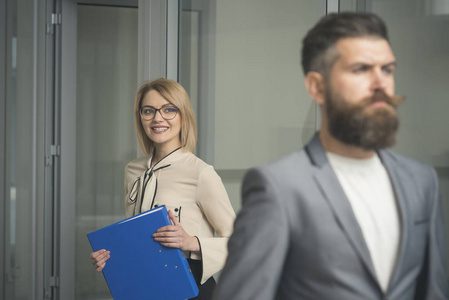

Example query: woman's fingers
[90,249,110,272]
[168,210,180,226]
[158,238,183,249]
[155,225,177,234]
[153,227,182,241]
[90,249,106,259]
[153,210,199,251]
[153,221,185,248]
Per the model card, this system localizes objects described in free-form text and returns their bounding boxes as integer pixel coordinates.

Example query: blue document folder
[87,205,199,300]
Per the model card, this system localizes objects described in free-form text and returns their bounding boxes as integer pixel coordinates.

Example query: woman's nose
[153,110,164,121]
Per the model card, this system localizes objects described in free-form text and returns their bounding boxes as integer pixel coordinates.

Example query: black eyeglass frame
[139,105,179,121]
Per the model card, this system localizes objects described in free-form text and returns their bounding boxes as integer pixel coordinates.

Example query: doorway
[74,4,138,299]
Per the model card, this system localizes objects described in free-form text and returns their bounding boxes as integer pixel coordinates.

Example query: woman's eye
[144,109,154,115]
[165,107,177,113]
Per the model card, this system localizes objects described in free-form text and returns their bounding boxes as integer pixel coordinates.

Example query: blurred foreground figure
[213,12,448,300]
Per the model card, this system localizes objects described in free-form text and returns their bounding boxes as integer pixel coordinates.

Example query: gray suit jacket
[213,135,448,300]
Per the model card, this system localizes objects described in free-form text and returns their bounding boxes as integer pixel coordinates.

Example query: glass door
[2,0,57,299]
[59,1,171,299]
[73,4,138,299]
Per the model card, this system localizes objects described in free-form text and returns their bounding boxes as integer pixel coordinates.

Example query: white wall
[196,0,326,211]
[214,0,325,170]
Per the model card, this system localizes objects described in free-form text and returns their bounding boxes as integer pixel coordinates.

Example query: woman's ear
[304,71,326,106]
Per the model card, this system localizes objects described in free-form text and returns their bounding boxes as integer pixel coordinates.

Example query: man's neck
[319,129,376,159]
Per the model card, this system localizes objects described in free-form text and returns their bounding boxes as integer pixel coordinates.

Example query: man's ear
[304,71,326,106]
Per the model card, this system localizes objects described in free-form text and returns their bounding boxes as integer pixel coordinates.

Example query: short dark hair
[301,12,389,75]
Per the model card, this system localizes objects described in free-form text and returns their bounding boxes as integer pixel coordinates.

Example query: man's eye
[353,66,368,73]
[383,66,395,74]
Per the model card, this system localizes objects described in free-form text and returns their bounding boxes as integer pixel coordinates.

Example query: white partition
[180,0,326,211]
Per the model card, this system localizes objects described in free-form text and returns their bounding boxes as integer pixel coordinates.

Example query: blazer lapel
[377,150,411,291]
[305,135,379,285]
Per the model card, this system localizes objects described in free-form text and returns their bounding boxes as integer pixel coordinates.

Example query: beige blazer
[124,148,236,284]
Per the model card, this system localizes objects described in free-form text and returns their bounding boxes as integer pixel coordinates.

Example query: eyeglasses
[140,105,179,121]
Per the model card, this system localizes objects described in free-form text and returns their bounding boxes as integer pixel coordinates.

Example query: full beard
[325,89,401,150]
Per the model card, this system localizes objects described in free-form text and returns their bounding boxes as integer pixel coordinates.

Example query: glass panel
[4,0,56,298]
[179,0,327,211]
[75,5,138,299]
[4,0,37,299]
[369,0,449,273]
[339,0,358,12]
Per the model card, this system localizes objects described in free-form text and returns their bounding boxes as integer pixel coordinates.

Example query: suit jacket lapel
[305,135,379,285]
[377,150,411,291]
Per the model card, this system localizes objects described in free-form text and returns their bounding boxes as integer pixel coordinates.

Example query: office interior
[1,0,449,299]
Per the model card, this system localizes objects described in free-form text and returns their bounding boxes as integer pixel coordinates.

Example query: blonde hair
[134,78,197,155]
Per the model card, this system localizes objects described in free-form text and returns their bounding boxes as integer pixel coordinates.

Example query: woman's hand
[90,249,110,272]
[153,210,200,252]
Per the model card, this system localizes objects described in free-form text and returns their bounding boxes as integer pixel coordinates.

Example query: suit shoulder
[380,149,436,175]
[244,148,312,187]
[259,148,311,174]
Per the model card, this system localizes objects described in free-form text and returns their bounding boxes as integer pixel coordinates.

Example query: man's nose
[371,68,389,91]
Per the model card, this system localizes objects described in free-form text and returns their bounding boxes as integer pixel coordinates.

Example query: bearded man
[213,12,448,300]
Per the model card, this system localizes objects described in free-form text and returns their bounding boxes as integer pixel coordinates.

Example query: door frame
[59,0,178,299]
[0,0,6,296]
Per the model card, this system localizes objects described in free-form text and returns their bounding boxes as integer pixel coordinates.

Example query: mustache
[361,91,406,107]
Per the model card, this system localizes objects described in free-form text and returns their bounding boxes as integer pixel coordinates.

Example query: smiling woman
[139,89,183,161]
[90,78,236,300]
